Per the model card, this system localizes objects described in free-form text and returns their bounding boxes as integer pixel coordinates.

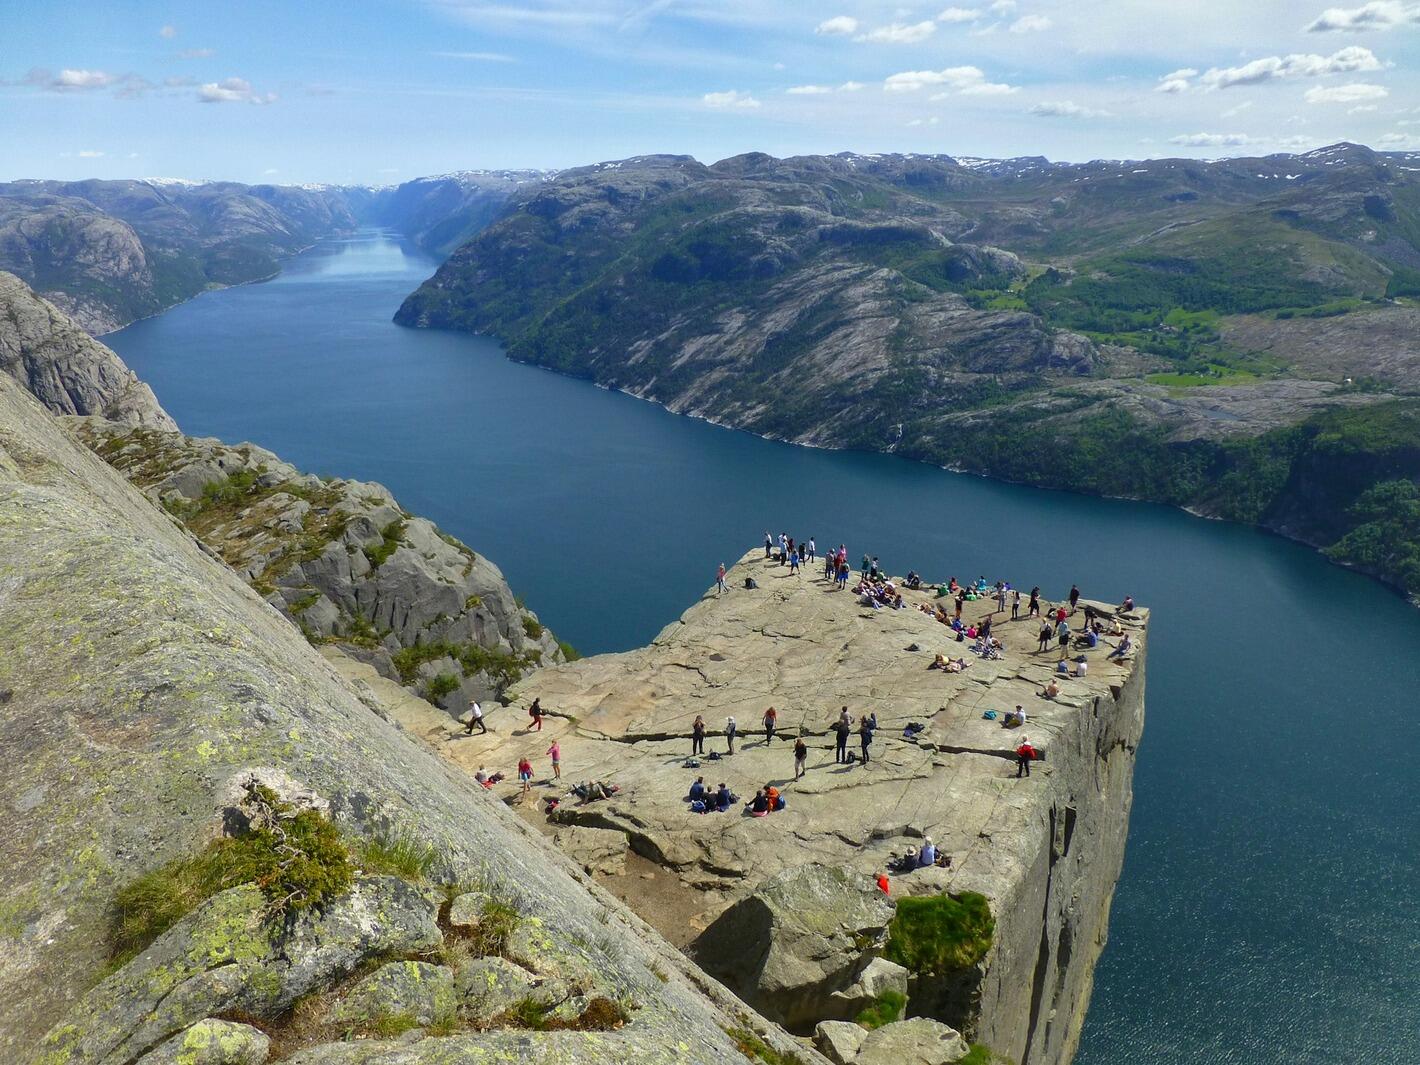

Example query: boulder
[446,890,492,932]
[827,957,909,1017]
[554,826,629,876]
[853,1018,970,1065]
[691,863,895,1032]
[814,1020,868,1065]
[453,957,540,1024]
[134,1020,269,1065]
[330,961,456,1027]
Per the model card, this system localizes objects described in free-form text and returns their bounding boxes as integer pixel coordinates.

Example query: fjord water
[110,230,1419,1065]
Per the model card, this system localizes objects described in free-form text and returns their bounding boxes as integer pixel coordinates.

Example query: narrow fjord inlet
[107,230,1420,1065]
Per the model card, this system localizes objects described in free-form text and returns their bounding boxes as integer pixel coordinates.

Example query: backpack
[690,800,707,814]
[744,577,758,589]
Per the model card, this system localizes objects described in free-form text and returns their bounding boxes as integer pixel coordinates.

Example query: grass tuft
[853,989,906,1030]
[356,831,439,882]
[884,891,995,977]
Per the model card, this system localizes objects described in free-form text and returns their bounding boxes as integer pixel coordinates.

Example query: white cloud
[1156,68,1197,93]
[178,48,215,59]
[1305,2,1420,32]
[262,167,279,175]
[1378,131,1420,146]
[54,68,115,90]
[937,7,981,22]
[1198,46,1382,89]
[1304,81,1389,101]
[907,116,941,126]
[787,84,833,94]
[197,77,277,104]
[815,15,859,36]
[886,65,1016,95]
[855,20,937,43]
[1349,103,1380,111]
[77,149,105,158]
[702,89,760,109]
[1221,100,1253,117]
[839,81,864,91]
[990,0,1016,11]
[159,24,177,39]
[1169,132,1253,146]
[1009,14,1052,32]
[432,51,515,62]
[1029,100,1111,117]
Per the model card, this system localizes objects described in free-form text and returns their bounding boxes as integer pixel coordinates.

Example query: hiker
[1015,737,1036,778]
[858,718,873,764]
[725,715,737,755]
[714,783,734,812]
[691,714,706,756]
[833,707,853,764]
[1108,634,1134,660]
[716,562,727,596]
[1028,587,1041,618]
[789,549,800,575]
[688,776,706,802]
[528,698,544,732]
[547,739,561,780]
[875,871,890,895]
[861,553,870,576]
[764,531,773,558]
[1069,584,1081,613]
[763,706,778,743]
[464,699,486,735]
[1037,622,1054,652]
[1011,589,1021,620]
[1074,658,1089,678]
[918,838,937,866]
[518,756,533,798]
[793,736,808,779]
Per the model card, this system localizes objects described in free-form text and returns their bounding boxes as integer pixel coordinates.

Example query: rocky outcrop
[385,550,1148,1065]
[0,271,174,429]
[64,419,562,706]
[0,374,821,1064]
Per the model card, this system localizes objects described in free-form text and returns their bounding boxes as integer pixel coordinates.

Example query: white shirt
[470,702,482,719]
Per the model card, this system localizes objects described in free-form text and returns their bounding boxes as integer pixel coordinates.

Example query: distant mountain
[397,144,1420,599]
[0,171,554,334]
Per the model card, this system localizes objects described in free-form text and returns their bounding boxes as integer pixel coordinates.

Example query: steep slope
[0,179,360,333]
[396,147,1420,600]
[0,270,174,428]
[370,171,552,256]
[0,372,818,1065]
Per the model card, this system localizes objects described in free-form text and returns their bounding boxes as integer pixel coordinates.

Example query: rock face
[370,171,553,256]
[693,864,896,1031]
[0,271,175,429]
[0,375,820,1065]
[63,419,561,706]
[389,551,1147,1065]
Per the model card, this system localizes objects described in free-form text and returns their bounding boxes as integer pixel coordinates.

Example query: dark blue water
[109,231,1420,1065]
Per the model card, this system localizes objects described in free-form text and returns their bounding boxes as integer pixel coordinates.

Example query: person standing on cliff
[1015,737,1036,778]
[763,706,778,744]
[1028,587,1041,618]
[725,715,737,755]
[528,698,544,732]
[1069,585,1081,613]
[716,562,727,596]
[793,736,808,779]
[464,699,486,735]
[858,718,874,765]
[691,714,706,756]
[1038,620,1054,653]
[764,531,773,558]
[789,549,800,576]
[996,583,1008,614]
[833,707,853,764]
[1011,589,1021,620]
[547,739,561,780]
[806,537,816,562]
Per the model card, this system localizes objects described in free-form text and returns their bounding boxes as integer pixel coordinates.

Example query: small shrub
[464,594,482,610]
[557,640,581,662]
[364,520,406,569]
[854,989,906,1030]
[521,615,544,639]
[109,784,354,967]
[471,897,521,957]
[356,831,438,882]
[366,1012,420,1038]
[424,673,460,703]
[725,1025,806,1065]
[884,892,995,977]
[957,1046,1011,1065]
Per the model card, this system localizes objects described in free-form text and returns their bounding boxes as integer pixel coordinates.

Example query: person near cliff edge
[528,698,544,732]
[716,562,727,596]
[793,736,808,780]
[1069,584,1081,613]
[725,715,737,755]
[1015,736,1036,778]
[464,698,486,735]
[764,531,773,558]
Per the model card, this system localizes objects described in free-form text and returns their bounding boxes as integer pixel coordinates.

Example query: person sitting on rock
[748,789,770,816]
[1108,634,1134,660]
[715,783,734,812]
[1040,679,1061,699]
[764,783,781,811]
[1074,658,1089,678]
[894,846,918,872]
[918,838,937,867]
[687,776,706,803]
[1056,658,1071,676]
[1003,705,1026,729]
[1119,595,1135,613]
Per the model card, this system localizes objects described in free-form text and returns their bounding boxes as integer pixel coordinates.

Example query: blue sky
[5,0,1419,183]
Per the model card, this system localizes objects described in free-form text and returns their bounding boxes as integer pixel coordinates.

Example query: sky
[4,0,1419,184]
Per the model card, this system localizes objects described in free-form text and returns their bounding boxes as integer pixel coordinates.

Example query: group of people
[686,776,738,813]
